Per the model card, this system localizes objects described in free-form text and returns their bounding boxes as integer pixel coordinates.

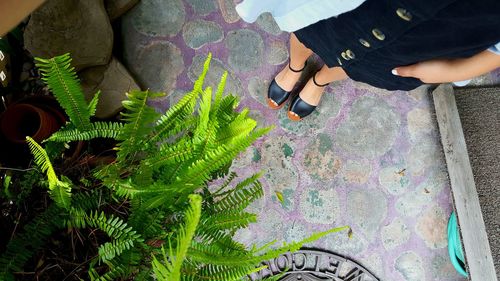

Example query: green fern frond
[213,71,228,111]
[181,264,266,281]
[35,54,91,130]
[181,127,271,188]
[194,87,212,141]
[201,211,257,234]
[189,226,348,267]
[193,52,212,94]
[144,139,195,169]
[51,180,72,210]
[99,239,135,263]
[117,90,163,160]
[0,205,65,281]
[26,136,72,209]
[149,90,199,144]
[85,211,143,243]
[210,173,263,213]
[26,136,59,188]
[152,194,202,281]
[46,121,124,142]
[88,90,101,117]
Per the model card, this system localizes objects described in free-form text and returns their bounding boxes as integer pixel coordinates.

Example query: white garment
[235,0,366,32]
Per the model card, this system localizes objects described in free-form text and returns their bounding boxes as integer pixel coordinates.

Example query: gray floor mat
[454,86,500,277]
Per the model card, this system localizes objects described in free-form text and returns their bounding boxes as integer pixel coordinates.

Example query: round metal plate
[248,249,379,281]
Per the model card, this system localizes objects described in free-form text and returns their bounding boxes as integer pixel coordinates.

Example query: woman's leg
[296,64,348,106]
[274,33,313,92]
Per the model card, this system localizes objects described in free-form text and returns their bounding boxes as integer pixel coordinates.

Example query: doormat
[249,249,379,281]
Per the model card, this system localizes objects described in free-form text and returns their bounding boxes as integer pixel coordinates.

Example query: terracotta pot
[0,103,60,143]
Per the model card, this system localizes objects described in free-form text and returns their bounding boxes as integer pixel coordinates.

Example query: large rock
[80,58,139,119]
[105,0,139,21]
[25,0,113,70]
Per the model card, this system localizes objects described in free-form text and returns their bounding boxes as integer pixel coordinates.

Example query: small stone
[233,227,256,246]
[408,138,443,176]
[284,222,307,243]
[408,85,429,101]
[347,188,387,239]
[379,166,410,195]
[316,229,368,254]
[218,0,240,23]
[105,0,139,21]
[431,255,462,279]
[381,218,410,250]
[247,76,269,106]
[300,188,340,224]
[340,160,371,185]
[25,0,113,70]
[226,29,264,73]
[186,0,217,16]
[416,205,448,249]
[256,13,282,35]
[266,40,289,66]
[335,96,400,159]
[303,133,342,181]
[127,41,184,94]
[183,19,223,49]
[271,188,294,211]
[127,0,185,37]
[395,189,433,217]
[80,58,140,119]
[188,54,242,97]
[260,136,299,195]
[395,252,425,281]
[360,254,385,281]
[256,209,285,246]
[407,107,434,138]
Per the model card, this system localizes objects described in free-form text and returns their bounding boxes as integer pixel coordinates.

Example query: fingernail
[391,69,398,75]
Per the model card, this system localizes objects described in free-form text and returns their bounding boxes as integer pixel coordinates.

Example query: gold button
[372,28,385,41]
[341,52,350,60]
[359,39,371,48]
[396,8,412,21]
[337,57,343,65]
[346,49,355,59]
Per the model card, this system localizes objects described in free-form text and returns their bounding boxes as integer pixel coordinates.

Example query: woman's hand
[392,49,500,84]
[392,59,456,83]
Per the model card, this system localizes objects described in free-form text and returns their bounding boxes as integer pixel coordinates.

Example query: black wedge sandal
[287,72,329,121]
[267,61,307,110]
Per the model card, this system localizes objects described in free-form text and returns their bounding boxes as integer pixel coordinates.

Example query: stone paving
[118,1,500,280]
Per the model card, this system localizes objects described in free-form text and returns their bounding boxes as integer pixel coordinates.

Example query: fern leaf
[46,121,124,142]
[0,205,65,281]
[51,180,72,210]
[181,264,266,281]
[152,194,202,281]
[144,139,195,169]
[35,54,91,130]
[88,90,101,117]
[117,90,163,160]
[26,136,59,188]
[180,127,271,188]
[26,137,72,209]
[213,71,227,111]
[149,90,198,144]
[210,173,263,213]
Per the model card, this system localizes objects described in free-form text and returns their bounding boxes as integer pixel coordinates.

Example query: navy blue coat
[294,0,500,90]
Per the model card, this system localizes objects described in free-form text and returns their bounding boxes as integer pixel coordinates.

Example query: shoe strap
[288,60,307,73]
[312,72,330,87]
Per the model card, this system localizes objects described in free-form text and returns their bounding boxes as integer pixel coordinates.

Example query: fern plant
[0,53,349,281]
